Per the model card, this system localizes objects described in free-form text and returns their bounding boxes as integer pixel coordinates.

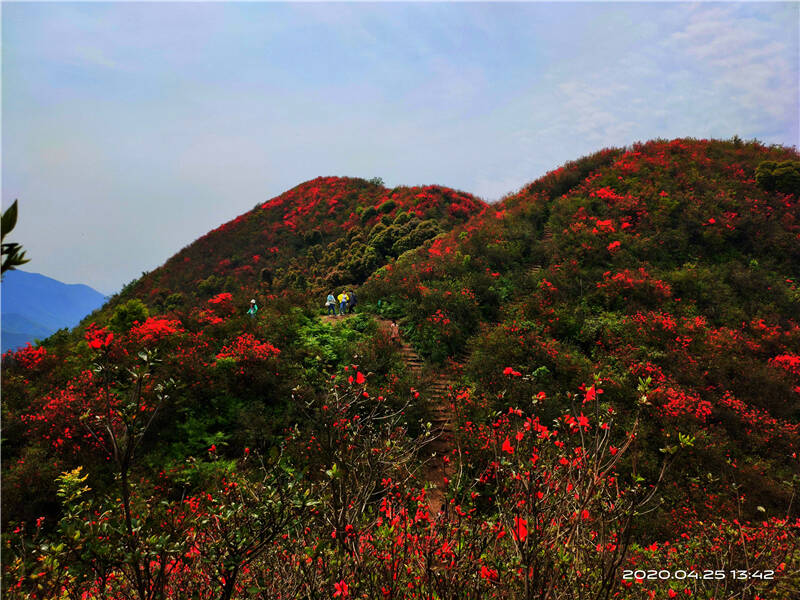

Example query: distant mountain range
[1,270,106,353]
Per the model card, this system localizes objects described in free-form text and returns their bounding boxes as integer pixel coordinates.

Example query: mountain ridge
[1,270,107,352]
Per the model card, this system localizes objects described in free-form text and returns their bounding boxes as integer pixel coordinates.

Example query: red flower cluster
[215,334,280,363]
[84,323,114,351]
[6,343,48,369]
[770,354,800,377]
[129,317,183,345]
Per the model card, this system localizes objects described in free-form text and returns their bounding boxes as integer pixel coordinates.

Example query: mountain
[363,137,800,523]
[1,270,106,353]
[3,139,799,599]
[107,176,486,315]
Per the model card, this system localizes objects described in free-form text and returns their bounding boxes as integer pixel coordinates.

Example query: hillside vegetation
[3,138,799,599]
[123,176,484,311]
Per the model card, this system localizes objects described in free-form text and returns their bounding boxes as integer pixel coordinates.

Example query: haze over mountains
[1,270,106,353]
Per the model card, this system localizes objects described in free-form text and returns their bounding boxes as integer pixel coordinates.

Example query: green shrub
[110,298,149,332]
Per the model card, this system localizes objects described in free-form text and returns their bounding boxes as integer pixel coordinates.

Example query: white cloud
[663,4,798,140]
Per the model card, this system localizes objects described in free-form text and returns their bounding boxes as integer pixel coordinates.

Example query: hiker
[347,290,358,314]
[390,320,400,343]
[247,299,258,318]
[337,291,349,316]
[325,293,337,315]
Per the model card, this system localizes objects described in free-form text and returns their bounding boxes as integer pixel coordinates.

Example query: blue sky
[3,2,798,294]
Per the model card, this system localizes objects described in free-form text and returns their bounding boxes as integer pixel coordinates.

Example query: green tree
[110,298,149,333]
[756,160,800,194]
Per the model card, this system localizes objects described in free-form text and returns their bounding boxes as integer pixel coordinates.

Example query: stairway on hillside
[379,321,461,513]
[322,314,463,512]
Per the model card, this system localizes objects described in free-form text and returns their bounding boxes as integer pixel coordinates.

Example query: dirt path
[320,313,353,324]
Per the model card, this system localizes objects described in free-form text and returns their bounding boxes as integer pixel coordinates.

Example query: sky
[2,2,798,295]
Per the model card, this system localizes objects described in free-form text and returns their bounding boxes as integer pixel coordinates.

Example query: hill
[116,176,485,314]
[1,270,106,353]
[363,137,800,526]
[2,139,799,599]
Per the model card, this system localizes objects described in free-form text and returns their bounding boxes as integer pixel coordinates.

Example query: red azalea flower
[333,580,349,598]
[513,516,528,541]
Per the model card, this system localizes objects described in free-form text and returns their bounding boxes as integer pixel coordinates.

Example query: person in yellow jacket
[337,291,349,316]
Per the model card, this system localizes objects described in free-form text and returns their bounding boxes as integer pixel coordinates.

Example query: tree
[110,298,149,333]
[1,199,29,277]
[756,160,800,195]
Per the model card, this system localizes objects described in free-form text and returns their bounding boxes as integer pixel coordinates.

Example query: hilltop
[118,176,485,312]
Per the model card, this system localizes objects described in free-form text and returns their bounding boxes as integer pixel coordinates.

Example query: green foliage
[109,298,149,333]
[756,160,800,194]
[360,206,377,222]
[303,228,323,245]
[198,274,226,297]
[1,199,29,277]
[162,292,184,311]
[378,199,396,213]
[294,314,368,381]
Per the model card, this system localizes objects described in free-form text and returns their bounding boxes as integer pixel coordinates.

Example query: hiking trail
[382,319,460,513]
[322,313,461,513]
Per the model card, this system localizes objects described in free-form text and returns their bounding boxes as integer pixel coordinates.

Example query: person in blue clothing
[347,290,358,314]
[325,293,337,315]
[247,299,258,318]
